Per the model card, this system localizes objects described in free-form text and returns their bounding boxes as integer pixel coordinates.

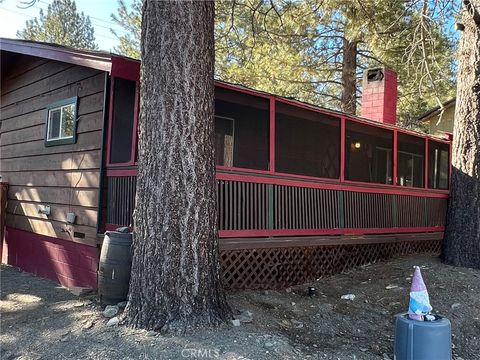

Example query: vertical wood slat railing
[106,175,448,235]
[343,191,394,228]
[216,179,448,234]
[273,185,339,229]
[107,176,136,227]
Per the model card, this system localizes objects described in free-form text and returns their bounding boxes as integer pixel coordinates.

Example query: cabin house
[0,39,451,290]
[418,97,456,135]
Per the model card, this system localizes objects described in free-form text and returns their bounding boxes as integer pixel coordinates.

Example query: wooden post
[269,96,276,173]
[425,138,429,189]
[340,117,346,181]
[393,130,398,185]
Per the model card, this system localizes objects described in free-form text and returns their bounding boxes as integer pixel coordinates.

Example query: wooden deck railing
[105,169,448,237]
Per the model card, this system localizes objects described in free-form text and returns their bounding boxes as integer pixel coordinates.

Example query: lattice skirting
[220,239,441,289]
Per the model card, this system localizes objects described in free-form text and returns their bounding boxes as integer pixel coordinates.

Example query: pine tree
[17,0,97,50]
[124,0,231,332]
[110,0,456,125]
[443,0,480,269]
[111,0,141,58]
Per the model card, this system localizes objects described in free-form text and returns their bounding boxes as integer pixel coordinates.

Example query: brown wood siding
[0,54,105,247]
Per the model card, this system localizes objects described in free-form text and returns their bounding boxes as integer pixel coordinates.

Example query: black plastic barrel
[98,229,132,305]
[394,313,452,360]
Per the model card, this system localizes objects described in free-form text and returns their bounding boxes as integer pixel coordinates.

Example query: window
[110,78,137,164]
[215,87,269,170]
[397,133,425,188]
[345,121,393,184]
[428,141,449,189]
[275,102,340,178]
[45,97,77,146]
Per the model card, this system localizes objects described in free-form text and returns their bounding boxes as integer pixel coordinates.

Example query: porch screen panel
[397,133,425,188]
[275,102,340,178]
[428,141,449,189]
[110,78,136,164]
[345,121,393,184]
[215,87,269,170]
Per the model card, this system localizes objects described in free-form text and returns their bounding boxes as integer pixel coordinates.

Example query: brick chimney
[361,68,397,125]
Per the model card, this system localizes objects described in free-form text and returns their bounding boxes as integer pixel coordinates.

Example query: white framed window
[45,97,78,146]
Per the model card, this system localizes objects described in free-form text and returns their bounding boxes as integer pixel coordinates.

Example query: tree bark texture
[443,2,480,269]
[341,39,357,115]
[125,0,231,332]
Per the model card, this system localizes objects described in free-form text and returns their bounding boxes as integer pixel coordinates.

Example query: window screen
[428,141,449,189]
[397,133,425,188]
[275,102,340,178]
[110,78,136,164]
[48,109,61,139]
[215,87,269,170]
[345,121,393,184]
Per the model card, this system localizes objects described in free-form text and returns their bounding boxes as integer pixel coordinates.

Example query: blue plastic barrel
[394,313,451,360]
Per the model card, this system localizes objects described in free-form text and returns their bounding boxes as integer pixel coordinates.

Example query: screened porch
[103,78,451,240]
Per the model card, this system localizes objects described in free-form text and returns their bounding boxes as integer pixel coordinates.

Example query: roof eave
[0,38,112,72]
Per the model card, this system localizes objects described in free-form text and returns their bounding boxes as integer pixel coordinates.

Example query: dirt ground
[1,254,479,360]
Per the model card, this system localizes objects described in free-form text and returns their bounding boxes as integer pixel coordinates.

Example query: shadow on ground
[1,254,479,360]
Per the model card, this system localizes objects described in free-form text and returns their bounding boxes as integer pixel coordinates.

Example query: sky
[0,0,126,51]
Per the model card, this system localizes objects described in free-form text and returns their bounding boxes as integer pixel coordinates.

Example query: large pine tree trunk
[443,1,480,269]
[124,0,231,332]
[341,38,357,114]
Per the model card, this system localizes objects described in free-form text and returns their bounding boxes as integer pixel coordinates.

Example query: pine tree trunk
[341,39,357,114]
[124,0,231,332]
[443,2,480,269]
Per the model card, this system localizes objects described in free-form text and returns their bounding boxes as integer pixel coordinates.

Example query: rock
[107,317,119,327]
[103,305,119,318]
[67,287,93,296]
[264,342,274,349]
[341,294,355,301]
[318,303,333,312]
[451,303,461,309]
[147,331,156,337]
[83,321,94,330]
[234,310,253,323]
[291,302,296,306]
[386,284,398,289]
[117,301,127,308]
[290,319,304,328]
[360,347,368,352]
[231,319,241,327]
[285,287,292,293]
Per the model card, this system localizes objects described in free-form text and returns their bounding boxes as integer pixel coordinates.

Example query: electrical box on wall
[66,212,76,224]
